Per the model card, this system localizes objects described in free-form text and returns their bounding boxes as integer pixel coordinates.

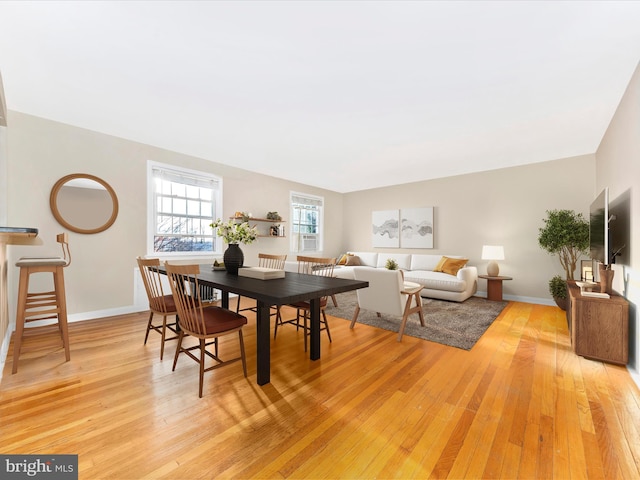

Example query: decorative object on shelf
[598,263,615,295]
[580,259,593,282]
[211,219,258,274]
[233,211,252,222]
[266,211,282,221]
[385,258,398,270]
[548,275,568,310]
[481,245,505,276]
[538,209,589,280]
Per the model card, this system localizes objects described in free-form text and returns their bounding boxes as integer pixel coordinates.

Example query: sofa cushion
[376,253,412,270]
[434,256,468,276]
[345,255,362,266]
[404,271,467,293]
[433,256,448,271]
[347,252,378,267]
[337,253,348,265]
[410,254,444,271]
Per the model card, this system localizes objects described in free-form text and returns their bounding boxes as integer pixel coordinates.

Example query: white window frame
[147,161,223,257]
[290,191,324,253]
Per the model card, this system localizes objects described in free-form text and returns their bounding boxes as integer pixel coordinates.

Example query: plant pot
[553,296,568,311]
[223,244,244,275]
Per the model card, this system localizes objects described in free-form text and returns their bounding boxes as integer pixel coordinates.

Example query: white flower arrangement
[211,219,258,245]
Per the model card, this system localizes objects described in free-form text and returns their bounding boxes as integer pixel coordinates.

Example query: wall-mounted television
[589,187,609,265]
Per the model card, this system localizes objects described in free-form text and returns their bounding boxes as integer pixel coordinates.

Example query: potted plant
[538,209,590,281]
[210,219,258,274]
[385,258,398,270]
[538,209,589,310]
[548,275,568,310]
[538,210,589,310]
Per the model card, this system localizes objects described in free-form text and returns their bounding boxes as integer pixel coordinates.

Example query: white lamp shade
[481,245,505,260]
[482,245,504,276]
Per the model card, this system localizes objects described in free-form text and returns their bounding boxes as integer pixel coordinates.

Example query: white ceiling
[1,1,640,193]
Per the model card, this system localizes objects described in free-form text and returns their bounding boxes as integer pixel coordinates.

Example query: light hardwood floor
[1,297,639,479]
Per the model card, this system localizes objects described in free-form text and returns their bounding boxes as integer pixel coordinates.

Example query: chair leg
[144,311,154,345]
[53,267,70,362]
[239,330,247,377]
[160,314,167,360]
[273,319,279,339]
[11,269,29,374]
[199,338,206,398]
[172,332,185,371]
[322,311,332,343]
[303,312,309,352]
[415,294,425,326]
[350,305,360,329]
[236,295,243,313]
[398,292,424,342]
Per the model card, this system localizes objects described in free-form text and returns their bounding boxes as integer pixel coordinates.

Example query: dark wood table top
[158,264,369,304]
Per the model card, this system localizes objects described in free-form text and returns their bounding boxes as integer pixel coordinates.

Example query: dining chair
[275,255,337,351]
[137,257,180,360]
[236,253,287,317]
[12,233,71,374]
[165,262,248,398]
[350,267,425,341]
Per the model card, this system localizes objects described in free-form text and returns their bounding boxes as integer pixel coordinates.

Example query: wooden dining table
[158,264,368,385]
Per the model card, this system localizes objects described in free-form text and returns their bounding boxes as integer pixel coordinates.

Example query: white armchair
[350,267,425,341]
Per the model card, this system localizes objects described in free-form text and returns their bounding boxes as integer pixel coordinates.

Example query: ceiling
[1,1,640,193]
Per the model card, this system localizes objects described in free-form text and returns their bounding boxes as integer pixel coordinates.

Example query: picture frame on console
[581,260,593,282]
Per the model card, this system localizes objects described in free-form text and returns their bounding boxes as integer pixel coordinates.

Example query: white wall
[5,111,343,322]
[341,155,595,301]
[596,61,640,385]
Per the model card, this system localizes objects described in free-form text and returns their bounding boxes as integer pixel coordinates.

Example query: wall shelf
[230,217,286,238]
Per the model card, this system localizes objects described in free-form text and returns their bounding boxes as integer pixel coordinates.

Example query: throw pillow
[433,256,448,272]
[345,255,361,266]
[441,257,468,276]
[337,254,348,265]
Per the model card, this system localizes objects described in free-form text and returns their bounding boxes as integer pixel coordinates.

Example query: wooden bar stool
[12,233,71,374]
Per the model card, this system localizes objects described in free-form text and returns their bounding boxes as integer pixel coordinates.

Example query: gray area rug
[326,291,508,350]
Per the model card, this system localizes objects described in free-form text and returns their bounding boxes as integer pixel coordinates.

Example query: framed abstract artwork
[400,207,434,248]
[372,210,400,248]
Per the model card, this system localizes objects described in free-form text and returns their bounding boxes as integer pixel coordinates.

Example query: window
[290,192,323,253]
[148,161,222,255]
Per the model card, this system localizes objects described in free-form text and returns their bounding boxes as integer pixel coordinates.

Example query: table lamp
[482,245,504,276]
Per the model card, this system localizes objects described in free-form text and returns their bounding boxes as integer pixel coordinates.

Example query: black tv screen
[589,188,609,265]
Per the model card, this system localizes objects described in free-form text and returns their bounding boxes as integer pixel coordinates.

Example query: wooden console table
[566,281,629,365]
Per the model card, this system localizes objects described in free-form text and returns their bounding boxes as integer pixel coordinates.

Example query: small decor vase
[599,264,615,294]
[223,244,244,275]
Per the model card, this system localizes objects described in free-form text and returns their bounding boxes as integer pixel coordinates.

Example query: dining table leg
[309,297,321,360]
[256,301,271,385]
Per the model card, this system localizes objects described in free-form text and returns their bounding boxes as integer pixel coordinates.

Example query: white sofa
[310,252,478,302]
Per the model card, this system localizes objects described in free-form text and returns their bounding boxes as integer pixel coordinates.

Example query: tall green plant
[538,209,589,280]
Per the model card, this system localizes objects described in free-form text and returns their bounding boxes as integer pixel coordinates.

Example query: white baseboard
[476,290,554,306]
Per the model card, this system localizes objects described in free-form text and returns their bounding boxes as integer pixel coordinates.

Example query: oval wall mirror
[50,173,119,234]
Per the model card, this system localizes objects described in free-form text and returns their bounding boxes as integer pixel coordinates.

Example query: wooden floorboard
[1,295,639,479]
